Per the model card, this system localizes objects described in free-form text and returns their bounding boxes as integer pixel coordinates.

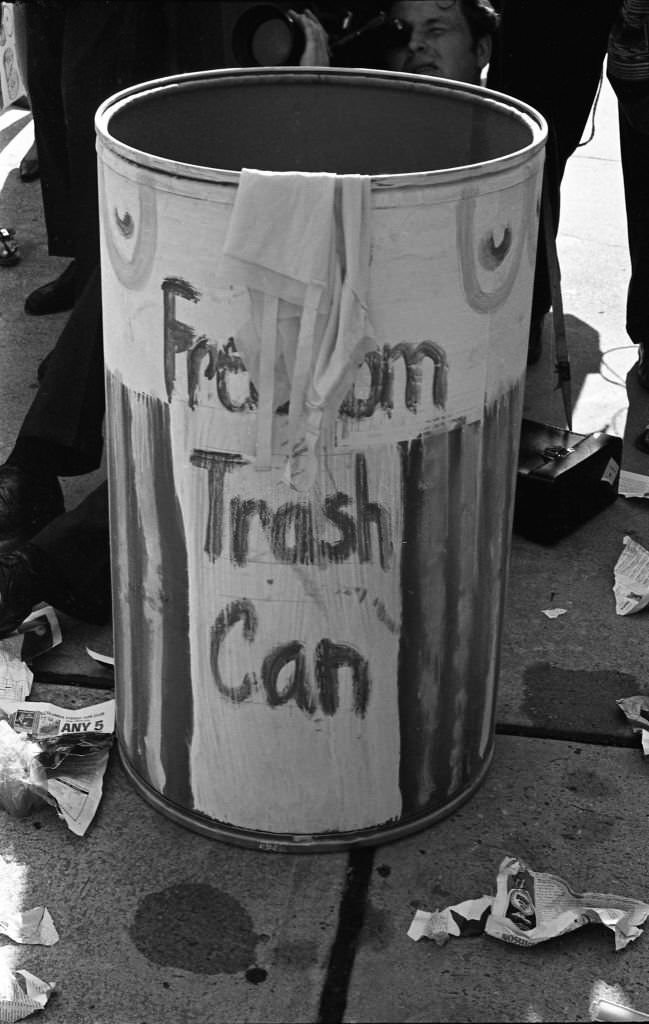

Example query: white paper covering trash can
[95,67,546,851]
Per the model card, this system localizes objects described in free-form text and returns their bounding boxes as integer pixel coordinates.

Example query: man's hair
[458,0,500,49]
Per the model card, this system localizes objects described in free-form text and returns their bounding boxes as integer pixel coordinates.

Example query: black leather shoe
[636,344,649,391]
[0,539,101,634]
[24,260,77,315]
[0,544,50,636]
[0,466,64,552]
[19,143,39,182]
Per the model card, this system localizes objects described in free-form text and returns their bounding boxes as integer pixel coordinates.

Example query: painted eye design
[479,225,512,270]
[456,176,539,313]
[114,209,134,238]
[100,162,157,289]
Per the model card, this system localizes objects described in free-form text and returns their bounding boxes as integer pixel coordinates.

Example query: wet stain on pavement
[245,966,267,984]
[131,884,260,974]
[521,662,638,734]
[358,901,395,951]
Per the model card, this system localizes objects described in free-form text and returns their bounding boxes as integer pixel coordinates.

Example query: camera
[229,3,411,68]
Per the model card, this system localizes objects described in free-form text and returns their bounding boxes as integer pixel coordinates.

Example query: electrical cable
[578,68,604,147]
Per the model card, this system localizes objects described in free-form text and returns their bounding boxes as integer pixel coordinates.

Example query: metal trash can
[96,67,546,851]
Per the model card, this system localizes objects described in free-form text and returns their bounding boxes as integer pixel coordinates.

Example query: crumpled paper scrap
[618,470,649,501]
[613,536,649,615]
[17,606,62,665]
[617,695,649,756]
[0,720,48,817]
[408,896,492,944]
[408,856,649,952]
[592,998,649,1021]
[0,606,63,707]
[85,646,114,668]
[0,606,61,674]
[0,907,58,946]
[0,651,32,704]
[0,970,55,1023]
[542,608,567,619]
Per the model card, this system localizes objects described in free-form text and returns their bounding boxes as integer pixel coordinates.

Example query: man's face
[386,1,490,85]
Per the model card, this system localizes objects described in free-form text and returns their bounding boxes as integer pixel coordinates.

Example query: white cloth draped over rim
[219,167,375,491]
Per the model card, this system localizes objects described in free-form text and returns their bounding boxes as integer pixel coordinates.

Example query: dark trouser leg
[25,2,71,258]
[27,1,169,290]
[609,76,649,348]
[32,482,111,623]
[488,0,619,319]
[8,268,105,477]
[58,2,157,289]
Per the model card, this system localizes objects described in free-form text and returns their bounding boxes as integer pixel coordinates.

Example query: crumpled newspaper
[0,970,55,1023]
[613,536,649,615]
[0,606,63,706]
[0,652,32,706]
[0,699,115,835]
[617,695,649,756]
[0,721,47,817]
[0,906,59,946]
[408,856,649,952]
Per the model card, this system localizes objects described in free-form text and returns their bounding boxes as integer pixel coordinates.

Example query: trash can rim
[95,65,547,189]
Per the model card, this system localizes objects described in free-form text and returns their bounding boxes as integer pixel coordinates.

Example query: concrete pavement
[1,72,649,1023]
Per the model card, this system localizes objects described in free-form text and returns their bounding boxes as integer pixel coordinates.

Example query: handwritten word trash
[408,856,649,951]
[0,699,115,835]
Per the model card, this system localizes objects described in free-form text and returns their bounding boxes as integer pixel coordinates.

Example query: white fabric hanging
[219,167,374,491]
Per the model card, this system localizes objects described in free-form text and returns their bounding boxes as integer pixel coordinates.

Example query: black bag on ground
[513,419,622,544]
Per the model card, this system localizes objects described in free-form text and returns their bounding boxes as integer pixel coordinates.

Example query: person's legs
[24,1,168,310]
[0,269,108,628]
[0,483,111,635]
[12,1,39,181]
[488,0,619,347]
[610,77,649,372]
[60,1,171,289]
[0,5,182,629]
[8,268,105,478]
[24,1,71,258]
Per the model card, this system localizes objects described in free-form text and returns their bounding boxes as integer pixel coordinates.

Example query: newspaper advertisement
[0,699,115,835]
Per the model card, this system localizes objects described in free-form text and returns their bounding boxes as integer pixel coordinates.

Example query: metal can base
[119,742,495,853]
